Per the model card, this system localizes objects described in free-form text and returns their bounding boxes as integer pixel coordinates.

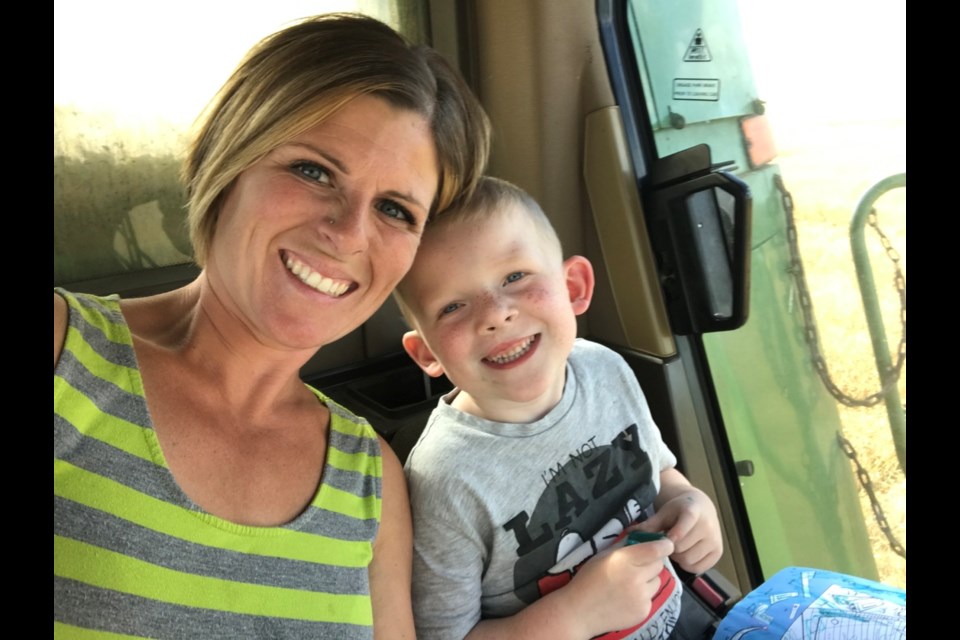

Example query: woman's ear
[563,255,595,316]
[402,330,446,378]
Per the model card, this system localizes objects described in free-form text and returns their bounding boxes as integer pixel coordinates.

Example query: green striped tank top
[54,289,383,639]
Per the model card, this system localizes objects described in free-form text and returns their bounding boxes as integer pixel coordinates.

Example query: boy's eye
[440,302,462,316]
[292,161,332,185]
[504,272,525,285]
[377,199,417,226]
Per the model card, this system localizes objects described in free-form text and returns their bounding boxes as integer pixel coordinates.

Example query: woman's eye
[292,161,332,185]
[504,272,525,285]
[378,199,416,225]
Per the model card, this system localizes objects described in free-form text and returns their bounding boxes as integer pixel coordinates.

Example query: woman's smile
[282,251,354,297]
[206,94,439,350]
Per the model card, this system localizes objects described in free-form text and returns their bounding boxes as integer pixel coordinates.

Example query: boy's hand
[557,538,674,638]
[635,477,723,575]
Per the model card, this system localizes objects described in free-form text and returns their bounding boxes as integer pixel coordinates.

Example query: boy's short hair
[394,176,562,325]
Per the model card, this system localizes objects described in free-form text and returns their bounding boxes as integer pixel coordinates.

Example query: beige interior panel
[663,360,748,594]
[583,107,676,357]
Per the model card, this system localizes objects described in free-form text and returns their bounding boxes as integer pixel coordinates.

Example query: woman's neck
[121,274,320,417]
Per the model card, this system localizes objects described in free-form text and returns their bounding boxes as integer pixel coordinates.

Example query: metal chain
[777,174,906,407]
[868,209,907,387]
[838,434,906,558]
[776,174,905,558]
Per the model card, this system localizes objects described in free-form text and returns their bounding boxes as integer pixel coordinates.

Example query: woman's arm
[369,437,416,640]
[55,292,68,370]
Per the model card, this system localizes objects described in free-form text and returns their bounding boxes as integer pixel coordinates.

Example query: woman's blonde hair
[183,13,491,266]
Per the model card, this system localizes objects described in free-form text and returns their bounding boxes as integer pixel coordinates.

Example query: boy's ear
[402,330,447,378]
[563,255,595,316]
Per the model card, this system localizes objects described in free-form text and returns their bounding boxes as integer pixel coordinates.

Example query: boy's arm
[464,537,675,640]
[633,468,723,575]
[410,512,487,639]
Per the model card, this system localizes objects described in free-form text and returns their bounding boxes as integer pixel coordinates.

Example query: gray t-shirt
[405,339,682,640]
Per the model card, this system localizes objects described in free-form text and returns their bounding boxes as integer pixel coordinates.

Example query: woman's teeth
[285,256,350,297]
[486,335,536,364]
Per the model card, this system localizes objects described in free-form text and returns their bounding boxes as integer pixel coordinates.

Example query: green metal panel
[626,0,878,579]
[629,1,758,128]
[703,168,878,579]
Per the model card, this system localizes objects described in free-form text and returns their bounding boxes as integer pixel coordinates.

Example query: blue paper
[713,566,905,640]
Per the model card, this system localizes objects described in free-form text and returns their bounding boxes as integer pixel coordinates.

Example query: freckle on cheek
[525,287,551,303]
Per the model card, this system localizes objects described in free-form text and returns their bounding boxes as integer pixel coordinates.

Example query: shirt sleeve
[603,343,679,474]
[409,480,487,640]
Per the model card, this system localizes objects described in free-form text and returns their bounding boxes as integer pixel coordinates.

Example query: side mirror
[644,144,752,335]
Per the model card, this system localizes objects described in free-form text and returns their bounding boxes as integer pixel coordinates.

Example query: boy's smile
[483,334,540,367]
[400,202,593,423]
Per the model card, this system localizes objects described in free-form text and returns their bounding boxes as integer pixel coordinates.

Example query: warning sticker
[683,29,712,62]
[673,78,720,101]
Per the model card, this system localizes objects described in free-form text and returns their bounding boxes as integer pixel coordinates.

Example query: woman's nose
[321,202,371,255]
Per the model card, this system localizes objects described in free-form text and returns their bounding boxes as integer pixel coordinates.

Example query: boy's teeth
[284,256,350,297]
[486,336,535,364]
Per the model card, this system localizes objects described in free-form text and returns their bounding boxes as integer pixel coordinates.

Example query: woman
[53,13,490,638]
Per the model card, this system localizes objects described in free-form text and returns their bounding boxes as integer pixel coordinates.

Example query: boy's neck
[449,370,567,424]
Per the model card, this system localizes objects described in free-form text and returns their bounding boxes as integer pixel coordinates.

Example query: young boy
[394,177,723,640]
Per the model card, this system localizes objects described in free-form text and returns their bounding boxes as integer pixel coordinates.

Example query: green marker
[627,531,666,545]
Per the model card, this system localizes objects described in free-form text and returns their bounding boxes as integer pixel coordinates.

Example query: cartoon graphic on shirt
[535,499,678,640]
[500,423,680,638]
[538,498,645,596]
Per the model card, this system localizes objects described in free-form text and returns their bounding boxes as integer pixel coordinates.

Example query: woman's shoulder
[54,288,125,332]
[54,292,68,369]
[55,288,123,314]
[54,288,132,371]
[305,385,382,446]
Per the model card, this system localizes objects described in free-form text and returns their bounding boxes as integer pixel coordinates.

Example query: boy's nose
[478,294,517,333]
